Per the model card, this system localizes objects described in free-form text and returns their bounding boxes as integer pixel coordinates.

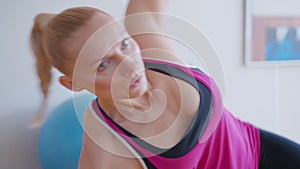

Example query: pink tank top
[90,58,261,169]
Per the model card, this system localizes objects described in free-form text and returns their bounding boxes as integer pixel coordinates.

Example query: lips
[130,74,142,88]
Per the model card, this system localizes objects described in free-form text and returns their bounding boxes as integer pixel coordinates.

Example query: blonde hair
[30,7,107,127]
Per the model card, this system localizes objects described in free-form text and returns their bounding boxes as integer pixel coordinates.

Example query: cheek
[91,72,111,93]
[94,76,129,98]
[95,75,112,88]
[93,79,112,97]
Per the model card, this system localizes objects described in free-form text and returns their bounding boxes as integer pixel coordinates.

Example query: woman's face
[67,12,148,101]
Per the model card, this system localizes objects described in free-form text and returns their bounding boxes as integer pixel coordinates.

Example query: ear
[59,76,84,92]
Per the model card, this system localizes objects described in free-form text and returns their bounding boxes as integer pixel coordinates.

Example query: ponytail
[29,13,55,127]
[29,7,104,127]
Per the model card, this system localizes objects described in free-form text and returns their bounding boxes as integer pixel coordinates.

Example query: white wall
[1,0,299,168]
[1,1,125,168]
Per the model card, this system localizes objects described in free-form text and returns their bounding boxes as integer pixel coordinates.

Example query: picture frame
[244,0,300,66]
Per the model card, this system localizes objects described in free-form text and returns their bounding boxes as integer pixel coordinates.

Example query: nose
[115,52,140,77]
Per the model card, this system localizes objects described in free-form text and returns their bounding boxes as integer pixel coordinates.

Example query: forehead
[66,12,126,61]
[68,12,128,78]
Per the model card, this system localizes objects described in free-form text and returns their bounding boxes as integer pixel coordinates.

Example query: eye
[121,38,130,50]
[97,60,110,72]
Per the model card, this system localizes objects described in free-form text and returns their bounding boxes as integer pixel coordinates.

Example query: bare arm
[125,0,184,63]
[126,0,169,23]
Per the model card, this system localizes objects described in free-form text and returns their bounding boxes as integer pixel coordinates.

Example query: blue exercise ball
[38,94,95,169]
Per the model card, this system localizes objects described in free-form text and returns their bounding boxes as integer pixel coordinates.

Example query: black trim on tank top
[95,62,212,159]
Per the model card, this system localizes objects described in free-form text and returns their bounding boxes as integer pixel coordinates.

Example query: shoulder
[83,105,138,157]
[78,133,144,169]
[77,105,144,169]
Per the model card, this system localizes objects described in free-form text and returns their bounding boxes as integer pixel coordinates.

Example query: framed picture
[244,0,300,66]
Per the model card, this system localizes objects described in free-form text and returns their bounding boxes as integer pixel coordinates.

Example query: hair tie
[34,13,56,33]
[34,23,44,32]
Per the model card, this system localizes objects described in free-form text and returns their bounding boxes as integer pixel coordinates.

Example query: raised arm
[126,0,169,23]
[125,0,183,63]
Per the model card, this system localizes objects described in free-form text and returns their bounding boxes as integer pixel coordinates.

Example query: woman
[30,1,300,168]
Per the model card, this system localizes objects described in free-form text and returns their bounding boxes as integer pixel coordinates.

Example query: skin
[58,2,201,168]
